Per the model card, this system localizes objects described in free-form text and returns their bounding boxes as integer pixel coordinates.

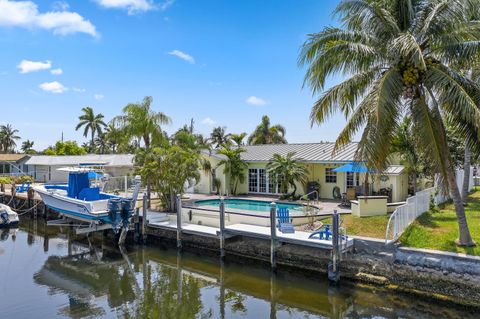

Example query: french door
[248,168,280,194]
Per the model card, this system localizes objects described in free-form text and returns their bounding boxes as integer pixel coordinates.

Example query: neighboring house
[0,154,31,175]
[25,154,135,183]
[197,142,409,203]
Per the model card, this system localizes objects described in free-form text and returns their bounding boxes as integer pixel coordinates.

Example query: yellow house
[194,142,409,203]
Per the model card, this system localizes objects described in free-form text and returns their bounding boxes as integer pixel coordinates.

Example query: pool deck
[147,213,354,251]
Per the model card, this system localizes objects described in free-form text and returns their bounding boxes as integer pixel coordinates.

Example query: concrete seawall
[146,226,480,308]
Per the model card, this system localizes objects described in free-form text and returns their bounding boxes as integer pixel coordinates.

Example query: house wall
[194,155,228,195]
[29,165,134,183]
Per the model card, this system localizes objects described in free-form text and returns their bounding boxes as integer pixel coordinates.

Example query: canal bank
[145,224,480,308]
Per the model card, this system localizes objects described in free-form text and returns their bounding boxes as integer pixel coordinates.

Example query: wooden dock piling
[270,202,277,271]
[142,193,147,244]
[328,210,341,282]
[219,197,226,259]
[176,194,182,249]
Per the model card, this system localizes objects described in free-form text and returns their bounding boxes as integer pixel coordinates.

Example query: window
[346,172,360,187]
[248,169,258,192]
[259,169,267,193]
[325,167,337,183]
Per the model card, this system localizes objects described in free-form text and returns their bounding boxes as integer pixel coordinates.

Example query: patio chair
[277,207,295,233]
[309,224,348,241]
[16,182,30,193]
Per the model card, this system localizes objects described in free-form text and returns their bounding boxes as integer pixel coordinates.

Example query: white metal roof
[383,165,405,175]
[212,142,359,163]
[25,154,134,167]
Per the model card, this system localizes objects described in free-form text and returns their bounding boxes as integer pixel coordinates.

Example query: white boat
[0,203,19,227]
[34,167,141,233]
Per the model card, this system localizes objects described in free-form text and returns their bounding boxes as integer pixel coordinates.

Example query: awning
[332,162,371,173]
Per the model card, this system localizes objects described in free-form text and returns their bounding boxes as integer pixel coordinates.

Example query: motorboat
[0,203,19,228]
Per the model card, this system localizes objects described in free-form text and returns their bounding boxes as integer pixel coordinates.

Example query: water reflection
[0,220,477,319]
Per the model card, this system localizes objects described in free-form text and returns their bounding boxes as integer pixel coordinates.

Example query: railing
[385,187,436,243]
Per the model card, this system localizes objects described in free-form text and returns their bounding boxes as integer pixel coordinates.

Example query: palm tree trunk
[91,130,95,152]
[446,162,475,246]
[462,140,471,203]
[412,174,417,194]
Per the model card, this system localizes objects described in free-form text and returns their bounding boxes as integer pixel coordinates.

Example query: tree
[75,106,107,151]
[209,126,230,148]
[248,115,287,145]
[266,152,309,198]
[21,140,35,154]
[299,0,480,246]
[43,141,87,155]
[94,133,110,154]
[104,123,128,154]
[135,145,201,212]
[0,124,21,153]
[229,133,247,146]
[113,96,171,149]
[217,145,248,195]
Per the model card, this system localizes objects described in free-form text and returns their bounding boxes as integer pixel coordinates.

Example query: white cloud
[96,0,154,14]
[52,1,69,11]
[17,59,51,73]
[159,0,175,11]
[168,50,195,64]
[246,96,268,106]
[94,93,104,100]
[73,87,85,93]
[201,117,216,126]
[50,68,63,75]
[0,0,98,37]
[39,81,67,93]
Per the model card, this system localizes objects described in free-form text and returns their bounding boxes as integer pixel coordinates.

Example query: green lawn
[319,214,390,239]
[399,189,480,256]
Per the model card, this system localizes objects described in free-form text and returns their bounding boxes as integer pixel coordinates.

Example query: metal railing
[385,187,436,244]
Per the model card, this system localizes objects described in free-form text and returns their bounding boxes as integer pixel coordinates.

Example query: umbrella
[332,162,371,173]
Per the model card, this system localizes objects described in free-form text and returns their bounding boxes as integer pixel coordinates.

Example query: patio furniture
[16,182,30,193]
[277,207,295,233]
[309,224,349,241]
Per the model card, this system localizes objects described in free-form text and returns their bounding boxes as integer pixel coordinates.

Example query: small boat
[34,167,142,234]
[0,203,19,228]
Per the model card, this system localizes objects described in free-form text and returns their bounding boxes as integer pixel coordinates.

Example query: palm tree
[266,152,309,198]
[248,115,287,145]
[0,124,21,153]
[113,96,171,149]
[299,0,480,246]
[104,123,127,154]
[229,133,247,146]
[217,145,248,195]
[21,140,35,154]
[209,126,230,148]
[75,106,107,150]
[94,133,110,154]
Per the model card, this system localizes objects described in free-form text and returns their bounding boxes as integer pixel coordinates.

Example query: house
[25,154,135,183]
[0,154,31,175]
[196,142,409,203]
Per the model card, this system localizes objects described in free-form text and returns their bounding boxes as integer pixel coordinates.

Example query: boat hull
[0,204,19,227]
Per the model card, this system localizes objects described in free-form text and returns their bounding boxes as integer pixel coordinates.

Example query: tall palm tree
[0,124,21,153]
[248,115,287,145]
[299,0,480,246]
[217,145,248,195]
[75,106,107,150]
[229,132,247,146]
[113,96,171,149]
[104,123,127,154]
[21,139,35,154]
[266,152,309,198]
[209,126,230,148]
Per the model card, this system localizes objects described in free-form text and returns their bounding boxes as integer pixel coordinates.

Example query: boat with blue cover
[34,167,141,234]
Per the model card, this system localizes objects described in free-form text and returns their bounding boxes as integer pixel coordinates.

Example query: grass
[399,189,480,256]
[319,214,390,239]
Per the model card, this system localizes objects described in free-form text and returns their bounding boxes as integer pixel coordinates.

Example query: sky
[0,0,350,150]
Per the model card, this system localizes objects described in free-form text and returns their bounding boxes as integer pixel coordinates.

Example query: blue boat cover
[67,172,90,199]
[87,171,103,179]
[78,187,100,201]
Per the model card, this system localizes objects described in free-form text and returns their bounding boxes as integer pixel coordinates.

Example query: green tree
[43,141,87,155]
[217,145,247,195]
[299,0,480,246]
[229,133,247,146]
[21,139,35,154]
[266,152,309,198]
[209,126,230,148]
[248,115,286,145]
[104,123,129,154]
[0,124,21,153]
[75,106,107,151]
[113,96,171,149]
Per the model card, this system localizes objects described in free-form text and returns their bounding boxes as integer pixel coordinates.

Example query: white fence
[102,175,142,196]
[385,168,474,244]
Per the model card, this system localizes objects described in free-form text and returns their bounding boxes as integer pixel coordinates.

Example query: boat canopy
[67,172,90,199]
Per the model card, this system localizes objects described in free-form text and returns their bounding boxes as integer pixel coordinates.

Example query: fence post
[176,194,182,249]
[219,197,226,259]
[270,202,277,271]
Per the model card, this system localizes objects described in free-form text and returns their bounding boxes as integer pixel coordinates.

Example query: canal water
[0,219,477,319]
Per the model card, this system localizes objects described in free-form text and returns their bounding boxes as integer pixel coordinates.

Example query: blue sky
[0,0,349,150]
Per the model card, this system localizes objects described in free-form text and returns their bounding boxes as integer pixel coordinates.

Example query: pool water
[195,199,304,212]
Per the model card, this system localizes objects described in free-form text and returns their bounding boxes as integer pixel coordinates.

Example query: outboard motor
[107,198,122,231]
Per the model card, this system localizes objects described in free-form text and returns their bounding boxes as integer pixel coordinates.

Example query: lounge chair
[17,182,30,193]
[277,207,295,233]
[309,224,348,241]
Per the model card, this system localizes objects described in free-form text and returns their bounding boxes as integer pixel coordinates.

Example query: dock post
[328,210,341,282]
[142,193,147,244]
[134,207,140,243]
[176,194,182,249]
[219,197,226,259]
[270,202,277,271]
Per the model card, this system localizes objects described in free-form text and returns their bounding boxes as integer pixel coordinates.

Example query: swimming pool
[195,199,304,212]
